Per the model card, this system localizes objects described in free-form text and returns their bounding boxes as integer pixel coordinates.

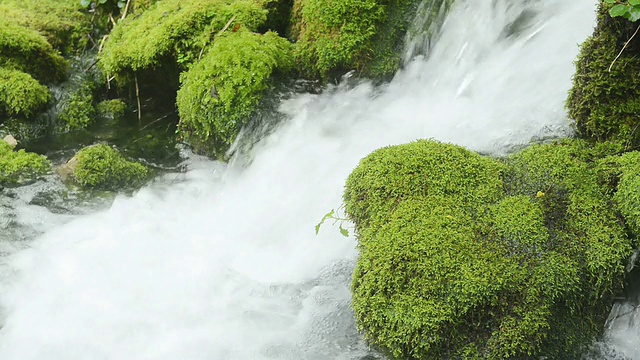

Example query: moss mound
[55,83,97,132]
[176,30,292,158]
[290,0,448,79]
[70,144,148,190]
[0,67,50,117]
[0,140,50,185]
[344,140,504,230]
[0,18,67,84]
[99,0,268,79]
[567,2,640,148]
[345,139,631,359]
[0,0,89,55]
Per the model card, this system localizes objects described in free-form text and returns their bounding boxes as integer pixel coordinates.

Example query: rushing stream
[1,0,629,358]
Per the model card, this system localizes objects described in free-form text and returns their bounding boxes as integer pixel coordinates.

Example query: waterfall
[0,0,603,359]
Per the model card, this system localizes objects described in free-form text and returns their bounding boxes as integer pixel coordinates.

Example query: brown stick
[198,15,236,62]
[135,73,141,122]
[609,23,640,72]
[120,0,131,21]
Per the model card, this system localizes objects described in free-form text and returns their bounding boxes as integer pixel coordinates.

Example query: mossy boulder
[0,67,50,117]
[62,144,149,190]
[99,0,268,80]
[0,18,67,84]
[0,140,50,185]
[0,0,89,55]
[567,2,640,149]
[345,139,631,359]
[290,0,451,80]
[176,30,292,158]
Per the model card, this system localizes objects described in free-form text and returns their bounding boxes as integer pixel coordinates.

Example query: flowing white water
[0,0,603,359]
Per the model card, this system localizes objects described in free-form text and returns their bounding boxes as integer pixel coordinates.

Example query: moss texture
[345,139,631,359]
[567,2,640,149]
[0,67,50,117]
[99,0,268,79]
[290,0,445,80]
[0,18,67,84]
[72,144,148,190]
[55,83,97,132]
[176,30,292,158]
[0,140,50,185]
[0,0,89,55]
[96,99,127,122]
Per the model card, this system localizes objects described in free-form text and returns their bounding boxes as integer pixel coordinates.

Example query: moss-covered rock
[96,99,127,122]
[0,18,67,84]
[596,151,640,241]
[0,140,50,185]
[55,83,97,132]
[0,0,89,55]
[64,144,148,190]
[290,0,449,80]
[0,67,50,117]
[345,139,631,359]
[567,2,640,149]
[343,140,504,231]
[176,30,292,158]
[99,0,268,79]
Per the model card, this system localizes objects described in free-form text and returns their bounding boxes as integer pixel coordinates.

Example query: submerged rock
[344,139,631,359]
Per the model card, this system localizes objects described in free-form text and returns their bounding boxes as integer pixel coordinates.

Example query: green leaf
[315,209,335,235]
[628,6,640,21]
[339,224,349,237]
[604,0,616,3]
[98,0,108,4]
[630,0,640,6]
[610,4,630,18]
[117,0,126,8]
[80,0,91,7]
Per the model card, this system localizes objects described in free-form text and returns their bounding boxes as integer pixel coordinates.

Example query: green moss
[72,144,148,190]
[343,140,504,231]
[99,0,268,79]
[567,2,640,149]
[602,151,640,240]
[345,139,631,359]
[290,0,444,80]
[0,140,50,185]
[96,99,127,122]
[0,67,50,117]
[176,30,292,158]
[55,84,97,132]
[0,0,89,55]
[0,18,67,84]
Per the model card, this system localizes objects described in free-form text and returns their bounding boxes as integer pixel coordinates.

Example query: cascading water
[0,0,615,358]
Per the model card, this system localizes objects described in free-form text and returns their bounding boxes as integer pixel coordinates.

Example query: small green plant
[315,207,351,237]
[605,0,640,21]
